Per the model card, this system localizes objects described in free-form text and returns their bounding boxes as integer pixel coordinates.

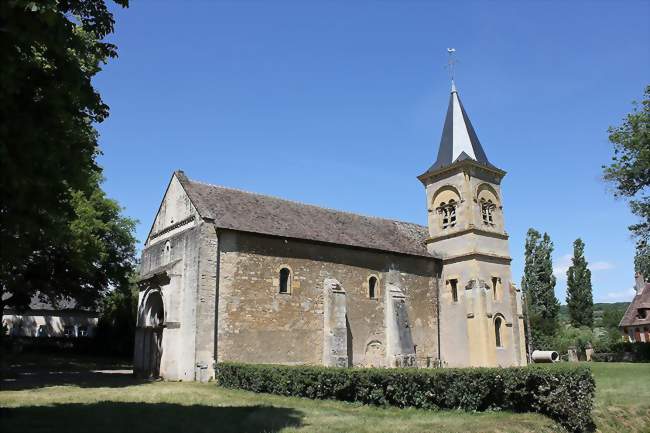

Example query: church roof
[422,82,496,174]
[176,172,432,258]
[2,292,97,314]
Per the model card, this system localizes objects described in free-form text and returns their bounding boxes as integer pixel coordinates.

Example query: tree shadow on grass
[1,370,145,390]
[0,402,304,433]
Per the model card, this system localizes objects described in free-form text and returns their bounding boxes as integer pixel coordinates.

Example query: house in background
[619,274,650,343]
[2,294,98,338]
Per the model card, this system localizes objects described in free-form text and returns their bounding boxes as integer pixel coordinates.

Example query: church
[134,82,528,381]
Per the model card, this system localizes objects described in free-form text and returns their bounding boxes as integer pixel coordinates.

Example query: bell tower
[418,81,527,367]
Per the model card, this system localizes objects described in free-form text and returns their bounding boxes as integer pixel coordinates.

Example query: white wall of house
[2,310,98,338]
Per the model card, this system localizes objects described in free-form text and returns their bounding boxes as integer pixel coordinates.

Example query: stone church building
[134,82,527,380]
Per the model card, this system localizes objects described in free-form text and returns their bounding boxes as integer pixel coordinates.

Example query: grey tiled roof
[422,86,496,175]
[176,172,432,258]
[2,293,97,313]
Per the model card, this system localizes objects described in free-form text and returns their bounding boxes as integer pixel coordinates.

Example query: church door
[139,290,165,378]
[150,327,163,378]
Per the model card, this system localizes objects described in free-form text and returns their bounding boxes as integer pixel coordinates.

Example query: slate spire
[425,81,493,173]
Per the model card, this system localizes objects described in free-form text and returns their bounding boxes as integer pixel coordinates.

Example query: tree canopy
[603,86,650,277]
[0,0,133,312]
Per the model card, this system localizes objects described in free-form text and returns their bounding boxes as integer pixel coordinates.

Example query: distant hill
[559,302,629,327]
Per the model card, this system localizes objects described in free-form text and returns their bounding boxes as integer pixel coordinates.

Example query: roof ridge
[187,177,427,230]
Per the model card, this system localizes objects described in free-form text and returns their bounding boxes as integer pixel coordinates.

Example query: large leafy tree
[603,86,650,278]
[521,228,560,347]
[566,238,594,328]
[15,173,137,308]
[0,0,132,313]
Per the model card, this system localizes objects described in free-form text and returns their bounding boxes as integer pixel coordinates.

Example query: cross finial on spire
[446,48,457,91]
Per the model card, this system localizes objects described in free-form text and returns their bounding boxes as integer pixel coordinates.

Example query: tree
[0,1,131,314]
[95,271,139,357]
[521,228,560,348]
[566,238,594,328]
[3,173,136,310]
[603,86,650,277]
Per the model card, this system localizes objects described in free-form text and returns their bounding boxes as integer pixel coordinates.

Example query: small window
[449,200,457,227]
[481,199,495,226]
[492,277,499,301]
[448,279,458,302]
[279,268,291,294]
[495,317,502,347]
[163,241,171,262]
[63,326,75,338]
[368,276,378,299]
[78,326,88,337]
[37,325,47,338]
[438,200,457,230]
[638,309,648,319]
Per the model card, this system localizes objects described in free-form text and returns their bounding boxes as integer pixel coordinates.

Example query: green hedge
[593,342,650,362]
[216,362,595,433]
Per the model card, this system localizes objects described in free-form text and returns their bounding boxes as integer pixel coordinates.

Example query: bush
[592,342,650,362]
[216,363,595,433]
[548,326,595,355]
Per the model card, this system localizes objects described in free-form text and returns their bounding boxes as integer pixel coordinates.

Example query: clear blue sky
[95,1,649,303]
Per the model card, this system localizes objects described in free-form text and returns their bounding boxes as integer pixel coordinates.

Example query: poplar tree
[521,229,560,347]
[566,238,594,328]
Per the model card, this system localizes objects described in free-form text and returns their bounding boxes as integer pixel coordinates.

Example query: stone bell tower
[418,81,527,367]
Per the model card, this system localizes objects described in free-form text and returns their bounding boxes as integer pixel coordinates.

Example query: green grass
[590,363,650,433]
[1,359,649,433]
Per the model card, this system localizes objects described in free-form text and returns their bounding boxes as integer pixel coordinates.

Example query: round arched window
[368,276,378,299]
[495,317,503,347]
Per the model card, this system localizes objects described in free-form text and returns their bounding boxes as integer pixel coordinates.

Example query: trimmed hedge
[593,342,650,362]
[216,362,595,433]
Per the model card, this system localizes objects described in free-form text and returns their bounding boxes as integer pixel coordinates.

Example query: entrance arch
[139,290,165,378]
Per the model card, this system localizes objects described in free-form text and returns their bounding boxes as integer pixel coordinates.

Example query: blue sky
[95,1,649,303]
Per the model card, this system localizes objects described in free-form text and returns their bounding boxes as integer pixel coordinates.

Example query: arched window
[481,199,495,226]
[438,200,457,230]
[279,268,291,294]
[495,317,503,347]
[368,276,378,299]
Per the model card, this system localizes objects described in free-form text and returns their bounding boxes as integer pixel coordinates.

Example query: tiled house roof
[619,281,650,328]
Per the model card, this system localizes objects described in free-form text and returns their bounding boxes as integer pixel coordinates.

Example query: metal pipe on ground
[531,350,559,363]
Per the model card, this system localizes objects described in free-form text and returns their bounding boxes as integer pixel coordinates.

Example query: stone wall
[216,230,439,368]
[135,222,211,381]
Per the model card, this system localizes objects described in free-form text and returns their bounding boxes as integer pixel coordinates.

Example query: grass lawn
[1,357,648,433]
[590,363,650,433]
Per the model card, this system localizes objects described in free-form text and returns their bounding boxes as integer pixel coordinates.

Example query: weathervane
[446,48,457,83]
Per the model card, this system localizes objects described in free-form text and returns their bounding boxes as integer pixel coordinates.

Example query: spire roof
[423,81,494,173]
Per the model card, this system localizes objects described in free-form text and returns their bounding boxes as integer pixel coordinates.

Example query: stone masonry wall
[216,230,439,367]
[137,225,202,380]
